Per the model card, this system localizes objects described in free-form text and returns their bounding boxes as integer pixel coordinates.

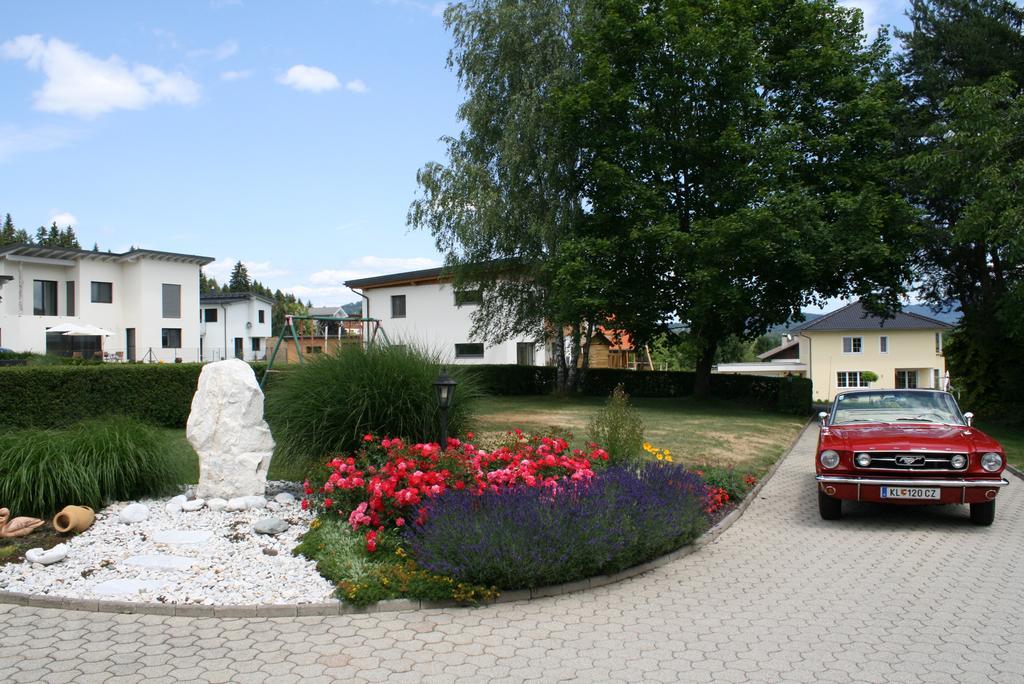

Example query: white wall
[0,254,204,362]
[199,298,273,362]
[361,281,546,365]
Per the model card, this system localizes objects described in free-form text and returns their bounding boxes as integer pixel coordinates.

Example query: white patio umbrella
[73,324,114,336]
[46,322,88,334]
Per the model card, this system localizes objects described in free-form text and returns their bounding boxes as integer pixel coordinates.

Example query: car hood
[824,424,1001,453]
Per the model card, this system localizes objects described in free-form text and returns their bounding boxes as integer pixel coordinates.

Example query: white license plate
[880,486,941,500]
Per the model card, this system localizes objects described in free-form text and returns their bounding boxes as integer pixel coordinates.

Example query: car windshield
[831,391,965,426]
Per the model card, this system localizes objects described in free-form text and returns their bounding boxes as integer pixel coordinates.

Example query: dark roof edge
[345,266,447,289]
[200,292,276,305]
[0,242,214,266]
[795,300,953,331]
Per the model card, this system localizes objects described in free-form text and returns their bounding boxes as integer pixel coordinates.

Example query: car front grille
[859,452,967,472]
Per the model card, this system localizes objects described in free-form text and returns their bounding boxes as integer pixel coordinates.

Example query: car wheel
[818,488,842,520]
[970,500,996,526]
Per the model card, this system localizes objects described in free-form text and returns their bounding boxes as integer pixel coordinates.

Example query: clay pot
[53,505,95,534]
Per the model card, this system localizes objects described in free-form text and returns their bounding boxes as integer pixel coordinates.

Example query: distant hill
[769,312,822,334]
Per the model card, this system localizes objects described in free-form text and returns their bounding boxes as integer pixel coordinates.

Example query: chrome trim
[816,476,1009,488]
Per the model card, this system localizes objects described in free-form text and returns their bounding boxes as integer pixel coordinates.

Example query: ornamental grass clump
[402,463,709,590]
[0,416,186,517]
[265,344,483,473]
[587,384,645,466]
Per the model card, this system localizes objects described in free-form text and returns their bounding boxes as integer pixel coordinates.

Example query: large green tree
[571,0,917,394]
[227,260,251,292]
[897,0,1024,418]
[410,0,609,392]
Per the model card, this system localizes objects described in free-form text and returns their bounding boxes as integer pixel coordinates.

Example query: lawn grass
[977,422,1024,471]
[472,395,808,477]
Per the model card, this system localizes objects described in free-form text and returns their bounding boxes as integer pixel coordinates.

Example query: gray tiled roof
[791,301,952,332]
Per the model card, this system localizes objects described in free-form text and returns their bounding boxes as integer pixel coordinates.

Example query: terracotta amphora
[53,505,95,534]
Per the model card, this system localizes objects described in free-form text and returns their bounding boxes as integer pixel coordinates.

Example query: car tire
[818,489,842,520]
[970,500,996,526]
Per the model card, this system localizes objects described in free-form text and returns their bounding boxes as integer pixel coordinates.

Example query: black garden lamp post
[433,369,457,448]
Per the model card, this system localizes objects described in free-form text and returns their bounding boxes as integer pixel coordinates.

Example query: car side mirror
[963,411,974,426]
[818,411,829,426]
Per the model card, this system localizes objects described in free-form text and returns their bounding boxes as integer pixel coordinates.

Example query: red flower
[324,498,333,509]
[395,517,405,527]
[363,434,374,442]
[365,530,378,553]
[301,499,309,510]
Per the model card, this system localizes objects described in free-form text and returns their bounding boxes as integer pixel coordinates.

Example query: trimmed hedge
[0,364,205,429]
[463,365,812,414]
[0,361,812,430]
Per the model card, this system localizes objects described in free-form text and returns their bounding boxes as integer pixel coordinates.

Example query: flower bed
[297,432,745,605]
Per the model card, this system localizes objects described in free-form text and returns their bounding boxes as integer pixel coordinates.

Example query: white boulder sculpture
[187,359,275,500]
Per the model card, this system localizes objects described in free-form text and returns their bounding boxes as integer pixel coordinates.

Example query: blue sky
[1,0,910,307]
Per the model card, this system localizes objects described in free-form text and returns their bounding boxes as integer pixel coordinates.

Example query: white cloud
[345,79,368,94]
[0,35,200,118]
[0,124,79,162]
[50,211,77,227]
[220,69,251,81]
[188,39,239,61]
[277,65,340,93]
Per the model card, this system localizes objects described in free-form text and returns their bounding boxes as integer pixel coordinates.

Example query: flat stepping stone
[152,530,213,545]
[123,554,197,571]
[93,579,171,596]
[253,518,289,535]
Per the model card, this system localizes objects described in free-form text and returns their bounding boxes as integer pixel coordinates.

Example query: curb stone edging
[1007,464,1024,482]
[0,420,812,618]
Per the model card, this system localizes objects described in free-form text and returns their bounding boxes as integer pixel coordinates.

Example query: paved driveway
[1,425,1022,683]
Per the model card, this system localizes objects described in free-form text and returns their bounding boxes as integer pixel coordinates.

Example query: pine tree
[34,226,47,244]
[228,260,250,292]
[1,214,16,246]
[47,222,60,244]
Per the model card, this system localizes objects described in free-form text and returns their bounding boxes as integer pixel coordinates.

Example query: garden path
[2,424,1022,683]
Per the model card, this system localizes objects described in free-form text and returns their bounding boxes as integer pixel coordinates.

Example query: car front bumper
[816,475,1009,504]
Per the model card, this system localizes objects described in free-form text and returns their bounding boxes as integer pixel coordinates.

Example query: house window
[935,332,943,355]
[454,289,483,306]
[933,368,941,389]
[836,371,870,388]
[842,336,862,354]
[66,281,75,317]
[391,295,406,318]
[33,280,57,316]
[517,342,536,366]
[455,343,484,359]
[258,309,265,324]
[161,328,182,349]
[90,281,113,303]
[896,369,918,389]
[204,308,218,322]
[879,336,888,354]
[251,337,261,352]
[306,346,323,354]
[162,284,181,318]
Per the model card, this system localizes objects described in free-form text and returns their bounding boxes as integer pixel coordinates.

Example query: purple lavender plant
[402,463,709,589]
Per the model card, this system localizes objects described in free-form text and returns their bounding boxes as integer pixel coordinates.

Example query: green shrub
[0,416,188,517]
[587,385,645,465]
[696,465,757,502]
[265,345,483,473]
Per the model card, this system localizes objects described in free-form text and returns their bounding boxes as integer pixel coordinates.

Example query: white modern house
[199,292,274,362]
[345,267,548,365]
[0,243,213,362]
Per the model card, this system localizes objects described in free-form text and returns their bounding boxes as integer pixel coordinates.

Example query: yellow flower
[664,449,671,457]
[665,456,673,463]
[656,453,664,461]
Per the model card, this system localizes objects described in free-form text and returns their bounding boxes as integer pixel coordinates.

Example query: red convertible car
[816,389,1009,525]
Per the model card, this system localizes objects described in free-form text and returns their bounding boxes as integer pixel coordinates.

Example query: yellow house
[715,301,953,402]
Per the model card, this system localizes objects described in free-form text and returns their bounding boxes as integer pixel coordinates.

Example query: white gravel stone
[207,498,228,512]
[275,492,296,504]
[25,544,68,565]
[168,495,188,507]
[164,502,183,515]
[243,495,267,510]
[180,498,206,512]
[253,518,289,535]
[119,503,150,524]
[0,485,333,606]
[226,497,248,511]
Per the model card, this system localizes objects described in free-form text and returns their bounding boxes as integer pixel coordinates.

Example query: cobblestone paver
[2,425,1022,682]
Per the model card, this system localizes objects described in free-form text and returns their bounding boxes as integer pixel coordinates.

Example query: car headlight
[855,453,872,468]
[981,452,1003,472]
[950,454,967,469]
[820,450,841,469]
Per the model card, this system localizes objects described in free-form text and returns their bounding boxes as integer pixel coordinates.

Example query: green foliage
[898,1,1024,422]
[0,417,187,517]
[227,260,251,292]
[294,517,496,606]
[696,466,757,503]
[0,364,205,429]
[860,371,879,383]
[264,345,483,473]
[587,385,644,465]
